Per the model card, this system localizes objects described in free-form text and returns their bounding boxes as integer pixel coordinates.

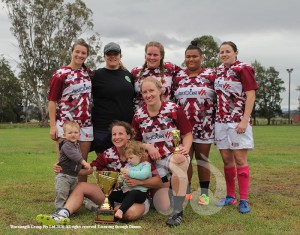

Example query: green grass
[0,126,299,235]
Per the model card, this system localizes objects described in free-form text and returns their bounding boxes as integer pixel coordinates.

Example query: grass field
[0,126,299,235]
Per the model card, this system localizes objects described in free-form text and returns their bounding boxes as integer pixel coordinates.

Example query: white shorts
[56,122,93,141]
[155,154,190,181]
[215,122,254,150]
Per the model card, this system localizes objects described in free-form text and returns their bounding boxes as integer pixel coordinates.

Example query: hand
[146,144,161,160]
[53,162,62,175]
[124,177,140,187]
[236,119,248,134]
[121,168,129,176]
[49,126,58,141]
[83,162,91,170]
[178,145,189,156]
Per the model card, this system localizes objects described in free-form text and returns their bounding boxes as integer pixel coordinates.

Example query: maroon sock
[237,166,250,200]
[224,166,236,198]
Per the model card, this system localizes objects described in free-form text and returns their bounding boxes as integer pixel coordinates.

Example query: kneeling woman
[132,77,193,227]
[36,121,161,225]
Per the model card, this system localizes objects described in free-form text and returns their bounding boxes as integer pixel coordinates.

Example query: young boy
[55,121,91,208]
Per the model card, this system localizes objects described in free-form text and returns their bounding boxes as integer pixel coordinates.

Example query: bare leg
[194,143,211,182]
[78,141,91,182]
[187,145,195,184]
[220,149,235,167]
[151,183,171,213]
[169,156,189,196]
[114,203,146,221]
[64,182,104,214]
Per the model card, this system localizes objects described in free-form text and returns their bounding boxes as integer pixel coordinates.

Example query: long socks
[173,196,185,213]
[200,181,210,196]
[237,166,250,200]
[224,166,236,198]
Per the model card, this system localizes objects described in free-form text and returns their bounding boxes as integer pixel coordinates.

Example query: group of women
[37,38,258,227]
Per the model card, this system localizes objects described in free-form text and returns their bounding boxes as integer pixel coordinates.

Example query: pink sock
[224,166,236,198]
[237,166,250,200]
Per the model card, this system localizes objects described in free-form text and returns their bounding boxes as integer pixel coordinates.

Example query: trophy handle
[93,166,98,180]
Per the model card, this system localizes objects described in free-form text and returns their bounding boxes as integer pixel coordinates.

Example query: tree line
[0,0,287,125]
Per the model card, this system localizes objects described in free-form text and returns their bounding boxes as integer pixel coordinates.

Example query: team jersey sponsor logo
[72,83,91,93]
[125,76,131,83]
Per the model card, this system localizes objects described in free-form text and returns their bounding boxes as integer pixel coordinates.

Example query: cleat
[239,200,250,214]
[198,194,210,205]
[166,211,183,227]
[36,214,70,226]
[215,196,237,206]
[185,193,193,201]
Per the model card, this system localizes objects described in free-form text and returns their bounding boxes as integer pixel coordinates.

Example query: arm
[237,90,256,132]
[90,152,107,171]
[128,162,152,180]
[81,160,91,170]
[143,143,161,160]
[124,175,162,189]
[48,100,58,141]
[179,132,193,156]
[78,168,93,176]
[62,142,85,164]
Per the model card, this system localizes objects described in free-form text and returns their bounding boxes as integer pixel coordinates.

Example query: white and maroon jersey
[173,68,216,143]
[131,62,181,111]
[132,101,192,159]
[48,66,92,128]
[214,61,258,123]
[91,146,158,176]
[90,146,124,171]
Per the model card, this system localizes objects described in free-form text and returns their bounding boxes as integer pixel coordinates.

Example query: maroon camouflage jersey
[214,61,258,123]
[91,146,158,176]
[90,146,125,171]
[132,101,192,159]
[131,62,181,111]
[173,68,216,143]
[48,66,92,128]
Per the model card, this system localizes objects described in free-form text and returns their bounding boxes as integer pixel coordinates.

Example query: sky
[0,0,299,110]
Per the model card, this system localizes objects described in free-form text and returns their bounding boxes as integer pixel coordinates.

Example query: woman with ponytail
[131,41,181,111]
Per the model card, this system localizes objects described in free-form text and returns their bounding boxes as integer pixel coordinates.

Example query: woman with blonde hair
[132,77,193,227]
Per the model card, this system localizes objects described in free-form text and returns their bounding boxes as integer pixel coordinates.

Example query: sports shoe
[166,211,183,227]
[185,193,193,201]
[215,196,237,206]
[239,200,250,214]
[36,214,70,226]
[83,197,99,211]
[198,194,210,205]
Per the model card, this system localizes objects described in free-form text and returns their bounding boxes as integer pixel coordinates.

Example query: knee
[123,206,143,221]
[169,160,188,176]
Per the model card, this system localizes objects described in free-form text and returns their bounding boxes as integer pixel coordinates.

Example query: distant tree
[186,35,220,68]
[0,56,23,122]
[252,60,285,125]
[3,0,103,125]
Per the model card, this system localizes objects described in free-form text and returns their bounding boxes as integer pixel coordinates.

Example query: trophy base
[95,209,115,224]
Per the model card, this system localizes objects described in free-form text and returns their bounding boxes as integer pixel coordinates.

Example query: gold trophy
[170,130,185,164]
[93,168,119,224]
[171,130,181,153]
